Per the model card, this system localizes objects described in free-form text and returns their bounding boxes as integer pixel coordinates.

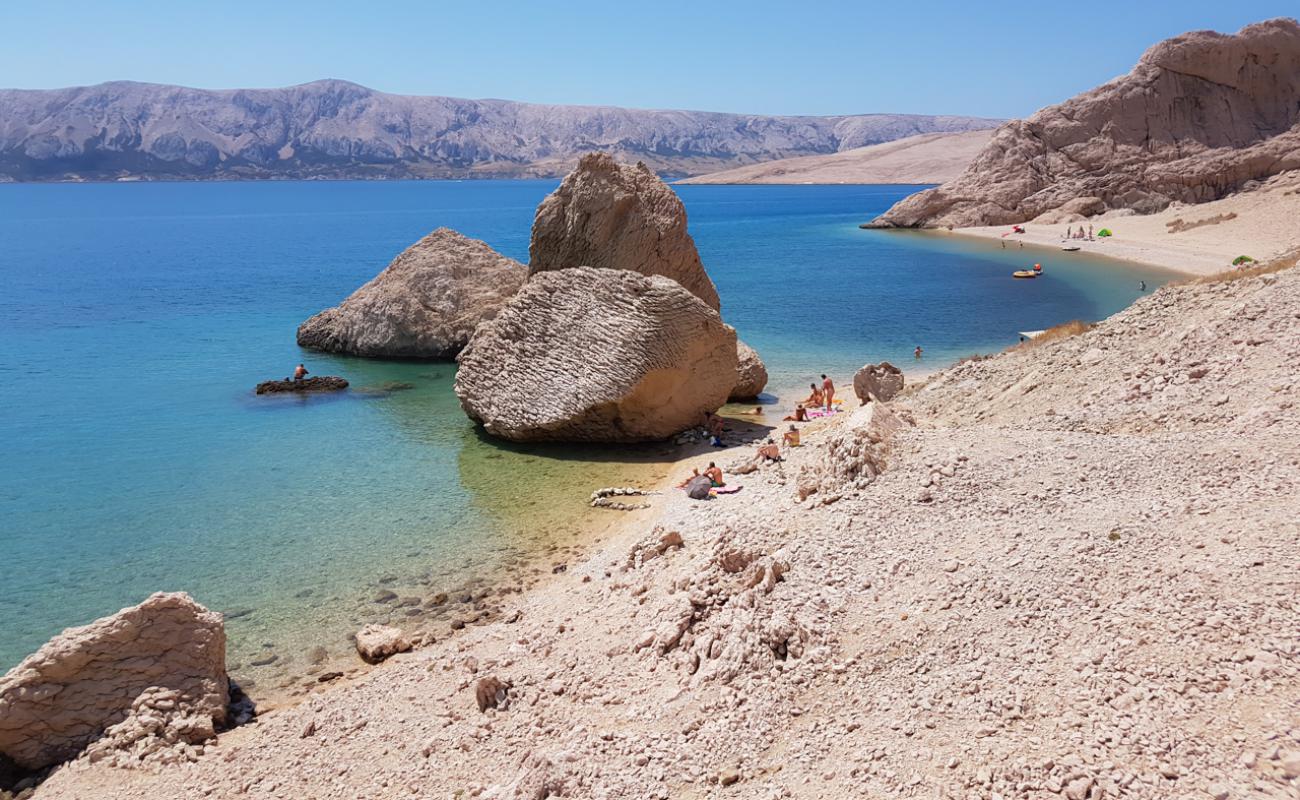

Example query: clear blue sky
[1,1,1294,118]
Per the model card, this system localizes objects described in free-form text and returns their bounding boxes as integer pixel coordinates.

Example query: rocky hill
[678,129,993,185]
[868,17,1300,228]
[0,80,1000,181]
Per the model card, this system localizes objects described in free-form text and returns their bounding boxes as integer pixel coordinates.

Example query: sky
[1,1,1295,119]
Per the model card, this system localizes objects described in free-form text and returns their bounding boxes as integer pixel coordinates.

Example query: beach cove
[0,180,1177,695]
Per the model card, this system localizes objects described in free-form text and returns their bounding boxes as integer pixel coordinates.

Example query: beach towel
[710,485,743,495]
[805,407,838,419]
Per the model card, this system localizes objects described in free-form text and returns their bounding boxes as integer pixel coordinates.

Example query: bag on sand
[685,475,713,500]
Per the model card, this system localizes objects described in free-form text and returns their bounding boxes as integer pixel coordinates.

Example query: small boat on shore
[1062,245,1081,251]
[1012,270,1039,279]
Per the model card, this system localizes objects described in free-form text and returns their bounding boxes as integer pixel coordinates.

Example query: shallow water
[0,180,1174,681]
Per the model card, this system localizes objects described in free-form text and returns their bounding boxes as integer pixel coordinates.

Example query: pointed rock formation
[455,267,736,442]
[867,18,1300,228]
[0,592,228,772]
[730,340,769,400]
[297,228,525,359]
[528,153,721,310]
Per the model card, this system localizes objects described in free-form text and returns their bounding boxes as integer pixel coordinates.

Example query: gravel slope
[33,265,1300,800]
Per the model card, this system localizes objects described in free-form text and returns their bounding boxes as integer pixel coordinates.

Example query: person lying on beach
[675,468,701,489]
[293,363,309,381]
[704,462,724,487]
[738,406,763,415]
[757,439,781,462]
[803,384,824,406]
[782,425,800,447]
[783,403,808,422]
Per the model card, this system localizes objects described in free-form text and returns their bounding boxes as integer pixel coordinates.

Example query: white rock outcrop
[853,361,904,403]
[528,153,721,310]
[455,267,737,442]
[868,18,1300,228]
[297,228,525,358]
[729,340,769,400]
[0,592,228,771]
[796,402,909,502]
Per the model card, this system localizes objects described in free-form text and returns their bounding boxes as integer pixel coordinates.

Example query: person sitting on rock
[757,439,782,462]
[704,462,724,487]
[782,425,801,447]
[293,363,309,381]
[783,403,808,422]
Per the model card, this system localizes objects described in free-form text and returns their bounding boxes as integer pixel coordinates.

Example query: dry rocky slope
[296,228,525,359]
[454,268,737,443]
[33,263,1300,798]
[529,153,721,310]
[868,18,1300,228]
[0,80,1000,181]
[680,130,993,185]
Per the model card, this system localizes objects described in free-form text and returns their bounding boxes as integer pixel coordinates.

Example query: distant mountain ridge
[0,80,1001,181]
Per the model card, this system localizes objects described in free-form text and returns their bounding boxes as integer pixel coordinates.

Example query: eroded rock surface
[853,361,904,403]
[529,153,721,310]
[0,592,227,771]
[297,228,525,359]
[730,340,769,400]
[796,402,910,502]
[869,18,1300,228]
[455,267,736,442]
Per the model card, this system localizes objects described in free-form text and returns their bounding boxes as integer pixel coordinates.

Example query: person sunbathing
[803,384,824,406]
[757,439,782,462]
[782,425,800,447]
[783,403,808,422]
[675,468,701,489]
[704,462,724,487]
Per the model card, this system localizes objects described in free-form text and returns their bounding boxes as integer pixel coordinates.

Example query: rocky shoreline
[18,253,1300,799]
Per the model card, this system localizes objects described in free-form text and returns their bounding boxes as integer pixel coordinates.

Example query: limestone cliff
[868,18,1300,228]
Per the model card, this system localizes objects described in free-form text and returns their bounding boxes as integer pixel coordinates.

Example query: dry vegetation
[1195,245,1300,284]
[1013,319,1094,350]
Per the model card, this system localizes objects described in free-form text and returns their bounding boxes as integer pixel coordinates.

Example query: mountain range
[0,80,1001,181]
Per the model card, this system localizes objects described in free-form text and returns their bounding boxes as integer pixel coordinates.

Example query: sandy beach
[952,172,1300,277]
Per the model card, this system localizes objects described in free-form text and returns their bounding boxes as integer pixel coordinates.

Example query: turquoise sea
[0,180,1174,686]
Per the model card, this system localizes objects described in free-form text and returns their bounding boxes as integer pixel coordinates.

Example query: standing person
[914,345,923,360]
[1139,280,1146,291]
[1066,226,1072,239]
[1088,224,1094,240]
[821,374,835,411]
[293,363,309,381]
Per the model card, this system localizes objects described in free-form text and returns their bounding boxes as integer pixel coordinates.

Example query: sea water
[0,181,1174,682]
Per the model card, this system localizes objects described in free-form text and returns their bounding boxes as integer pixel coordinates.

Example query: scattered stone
[354,625,411,664]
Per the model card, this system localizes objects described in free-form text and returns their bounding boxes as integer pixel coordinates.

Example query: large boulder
[455,267,737,442]
[298,228,525,358]
[867,18,1300,228]
[853,362,904,403]
[730,340,769,400]
[528,153,722,310]
[0,592,228,772]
